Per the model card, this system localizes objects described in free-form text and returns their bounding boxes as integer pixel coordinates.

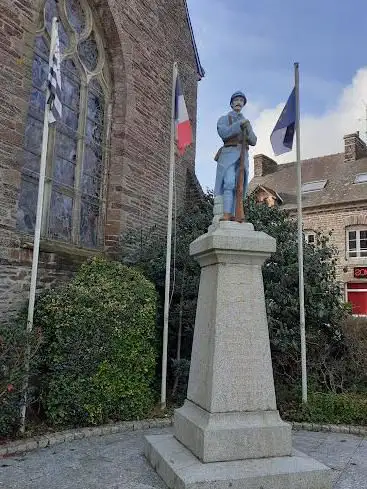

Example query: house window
[16,0,111,248]
[347,283,367,316]
[347,229,367,258]
[305,232,316,245]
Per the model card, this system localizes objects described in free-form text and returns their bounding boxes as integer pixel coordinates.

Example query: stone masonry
[0,0,202,320]
[302,207,367,286]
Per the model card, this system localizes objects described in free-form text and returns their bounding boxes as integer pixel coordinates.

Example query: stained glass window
[49,191,73,240]
[66,0,86,34]
[17,0,110,248]
[78,33,99,72]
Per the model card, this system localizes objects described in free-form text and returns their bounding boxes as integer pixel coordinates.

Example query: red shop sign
[354,267,367,278]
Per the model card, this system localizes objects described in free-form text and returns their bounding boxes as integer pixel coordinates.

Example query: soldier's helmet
[230,91,247,107]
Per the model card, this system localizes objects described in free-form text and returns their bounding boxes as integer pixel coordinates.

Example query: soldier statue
[214,91,257,222]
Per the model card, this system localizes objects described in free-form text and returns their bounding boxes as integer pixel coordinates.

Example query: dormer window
[301,180,327,193]
[253,185,283,207]
[354,173,367,184]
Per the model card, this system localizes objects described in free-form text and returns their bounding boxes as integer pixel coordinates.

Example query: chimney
[254,154,278,177]
[344,132,367,162]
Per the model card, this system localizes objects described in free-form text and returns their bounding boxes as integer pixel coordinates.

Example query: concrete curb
[291,421,367,436]
[1,418,365,457]
[0,417,173,457]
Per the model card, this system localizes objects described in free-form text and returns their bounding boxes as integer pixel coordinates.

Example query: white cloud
[196,67,367,189]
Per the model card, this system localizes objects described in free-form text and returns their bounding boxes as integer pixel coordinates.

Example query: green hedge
[281,391,367,426]
[35,258,158,428]
[0,321,41,438]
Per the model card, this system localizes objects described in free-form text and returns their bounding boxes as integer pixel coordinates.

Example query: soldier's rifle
[234,122,248,222]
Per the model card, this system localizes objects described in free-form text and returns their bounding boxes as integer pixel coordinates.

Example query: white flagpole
[161,61,178,410]
[20,17,58,433]
[295,62,307,404]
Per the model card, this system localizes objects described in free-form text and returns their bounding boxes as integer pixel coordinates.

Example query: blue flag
[270,88,296,156]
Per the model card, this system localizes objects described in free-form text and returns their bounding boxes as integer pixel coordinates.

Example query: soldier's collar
[229,110,242,118]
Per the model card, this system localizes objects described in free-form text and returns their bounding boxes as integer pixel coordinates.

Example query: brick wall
[344,132,367,163]
[299,205,367,293]
[0,0,201,320]
[253,154,278,177]
[96,0,199,246]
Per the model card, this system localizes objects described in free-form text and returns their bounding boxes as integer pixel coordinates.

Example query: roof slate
[249,153,367,209]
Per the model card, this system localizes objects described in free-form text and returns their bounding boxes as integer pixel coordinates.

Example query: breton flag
[174,74,192,155]
[270,87,296,156]
[47,20,62,124]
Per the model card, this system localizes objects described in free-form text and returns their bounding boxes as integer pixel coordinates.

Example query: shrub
[0,320,41,438]
[121,193,365,421]
[35,257,158,428]
[281,391,367,426]
[246,198,347,392]
[121,192,213,401]
[340,316,367,392]
[123,193,351,405]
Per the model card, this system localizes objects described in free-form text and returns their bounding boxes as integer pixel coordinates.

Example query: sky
[186,0,367,190]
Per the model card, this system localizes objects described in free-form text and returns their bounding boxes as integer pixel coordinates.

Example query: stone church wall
[0,0,200,319]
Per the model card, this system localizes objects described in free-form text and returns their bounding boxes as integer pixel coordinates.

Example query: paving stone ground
[0,427,366,489]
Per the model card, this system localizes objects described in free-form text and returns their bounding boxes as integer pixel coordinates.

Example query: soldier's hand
[240,119,249,130]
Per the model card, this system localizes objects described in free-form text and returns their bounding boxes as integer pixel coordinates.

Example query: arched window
[17,0,111,248]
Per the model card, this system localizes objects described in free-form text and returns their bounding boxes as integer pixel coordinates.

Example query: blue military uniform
[214,92,257,216]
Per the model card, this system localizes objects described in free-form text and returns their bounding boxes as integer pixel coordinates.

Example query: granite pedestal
[145,221,331,488]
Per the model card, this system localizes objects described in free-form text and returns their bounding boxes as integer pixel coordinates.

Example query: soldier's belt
[223,137,241,146]
[214,143,239,161]
[214,140,249,162]
[214,140,239,161]
[223,142,240,147]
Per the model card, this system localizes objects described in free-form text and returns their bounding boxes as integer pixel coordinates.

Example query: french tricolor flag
[175,75,193,155]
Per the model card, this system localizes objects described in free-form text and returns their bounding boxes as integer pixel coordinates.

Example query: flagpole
[295,62,307,404]
[20,17,58,433]
[161,61,178,410]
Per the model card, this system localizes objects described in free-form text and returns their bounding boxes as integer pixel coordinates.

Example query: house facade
[0,0,203,320]
[250,132,367,316]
